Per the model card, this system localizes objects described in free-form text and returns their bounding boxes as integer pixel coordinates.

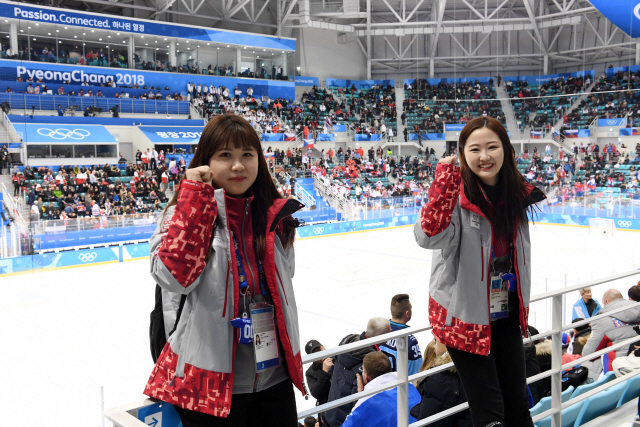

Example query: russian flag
[264,152,275,159]
[530,130,542,139]
[284,132,296,141]
[303,139,315,149]
[633,128,640,135]
[565,129,579,138]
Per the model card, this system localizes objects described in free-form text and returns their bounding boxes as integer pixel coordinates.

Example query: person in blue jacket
[57,104,64,116]
[342,352,421,427]
[380,294,423,375]
[572,287,602,320]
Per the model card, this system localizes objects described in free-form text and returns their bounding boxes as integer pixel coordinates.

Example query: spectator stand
[401,78,505,140]
[104,269,640,427]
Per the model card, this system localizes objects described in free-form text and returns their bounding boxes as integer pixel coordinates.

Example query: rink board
[2,213,639,275]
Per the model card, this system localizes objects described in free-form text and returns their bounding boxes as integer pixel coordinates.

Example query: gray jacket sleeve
[582,319,608,357]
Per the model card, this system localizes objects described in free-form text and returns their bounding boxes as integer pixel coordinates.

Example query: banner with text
[0,2,295,50]
[0,60,295,100]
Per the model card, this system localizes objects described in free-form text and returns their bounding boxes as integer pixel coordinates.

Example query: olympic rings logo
[37,128,90,140]
[606,119,619,126]
[617,220,632,228]
[313,227,325,235]
[78,252,98,262]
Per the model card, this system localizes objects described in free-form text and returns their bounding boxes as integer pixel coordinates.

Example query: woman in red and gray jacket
[144,114,306,426]
[414,117,545,427]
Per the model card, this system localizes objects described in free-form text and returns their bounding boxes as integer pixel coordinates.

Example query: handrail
[103,266,640,426]
[0,93,190,115]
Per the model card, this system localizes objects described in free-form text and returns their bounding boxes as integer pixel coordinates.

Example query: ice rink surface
[2,222,639,426]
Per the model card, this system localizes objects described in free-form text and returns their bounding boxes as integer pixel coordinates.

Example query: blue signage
[316,133,335,141]
[262,133,285,142]
[2,60,295,101]
[504,70,595,85]
[597,117,627,127]
[606,64,640,77]
[0,2,296,51]
[12,123,117,144]
[8,114,203,127]
[409,133,446,141]
[405,77,493,86]
[444,124,465,132]
[588,0,640,38]
[326,79,394,89]
[139,126,203,143]
[295,76,319,87]
[355,134,382,141]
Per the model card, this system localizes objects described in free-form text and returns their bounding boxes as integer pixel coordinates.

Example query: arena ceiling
[20,0,640,76]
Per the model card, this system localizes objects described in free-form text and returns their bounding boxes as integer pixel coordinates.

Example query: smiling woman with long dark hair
[144,114,305,427]
[414,117,546,427]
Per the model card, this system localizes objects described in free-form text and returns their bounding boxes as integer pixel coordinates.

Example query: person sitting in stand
[572,287,602,320]
[342,352,421,427]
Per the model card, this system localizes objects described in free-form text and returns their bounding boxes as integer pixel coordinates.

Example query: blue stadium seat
[530,386,574,417]
[571,371,616,399]
[534,400,584,427]
[573,381,627,426]
[617,374,640,408]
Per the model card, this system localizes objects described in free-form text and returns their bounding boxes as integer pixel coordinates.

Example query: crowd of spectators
[562,71,640,129]
[518,142,640,197]
[12,155,188,226]
[506,75,587,133]
[401,79,505,133]
[300,279,640,427]
[3,43,288,79]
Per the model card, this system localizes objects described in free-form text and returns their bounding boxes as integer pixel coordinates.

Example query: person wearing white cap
[571,287,602,320]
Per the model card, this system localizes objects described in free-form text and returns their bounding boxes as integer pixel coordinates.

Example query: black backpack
[561,366,589,392]
[149,285,186,363]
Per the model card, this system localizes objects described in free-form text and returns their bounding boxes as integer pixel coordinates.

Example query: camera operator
[305,340,333,426]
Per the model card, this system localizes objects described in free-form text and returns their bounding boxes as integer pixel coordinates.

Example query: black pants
[447,309,534,427]
[175,379,298,427]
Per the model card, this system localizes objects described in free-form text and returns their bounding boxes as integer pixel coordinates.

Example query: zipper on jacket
[241,199,257,295]
[519,229,526,265]
[222,260,231,318]
[275,265,289,306]
[480,237,484,282]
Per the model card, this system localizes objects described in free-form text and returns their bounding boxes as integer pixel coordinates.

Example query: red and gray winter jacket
[143,179,305,417]
[414,163,545,356]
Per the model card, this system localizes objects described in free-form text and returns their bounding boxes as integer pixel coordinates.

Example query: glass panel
[51,145,74,158]
[74,145,96,158]
[96,144,117,158]
[27,145,51,158]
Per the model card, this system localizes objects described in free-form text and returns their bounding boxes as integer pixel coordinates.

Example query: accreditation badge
[250,302,281,372]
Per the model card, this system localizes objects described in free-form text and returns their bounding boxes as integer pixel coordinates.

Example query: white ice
[2,223,639,426]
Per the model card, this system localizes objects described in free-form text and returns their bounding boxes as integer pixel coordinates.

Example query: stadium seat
[571,371,616,399]
[617,373,640,408]
[534,400,585,427]
[573,381,626,426]
[530,386,574,417]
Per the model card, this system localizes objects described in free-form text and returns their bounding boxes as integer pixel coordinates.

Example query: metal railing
[30,212,161,236]
[0,93,190,115]
[104,267,640,427]
[293,181,316,209]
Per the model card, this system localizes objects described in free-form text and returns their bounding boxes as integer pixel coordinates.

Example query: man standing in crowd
[0,144,8,174]
[305,339,333,426]
[380,294,423,375]
[572,287,602,320]
[325,317,391,427]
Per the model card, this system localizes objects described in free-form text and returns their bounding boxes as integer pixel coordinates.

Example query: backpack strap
[169,294,187,337]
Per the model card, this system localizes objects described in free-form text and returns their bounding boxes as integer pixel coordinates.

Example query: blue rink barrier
[2,212,639,275]
[0,243,150,275]
[33,224,157,250]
